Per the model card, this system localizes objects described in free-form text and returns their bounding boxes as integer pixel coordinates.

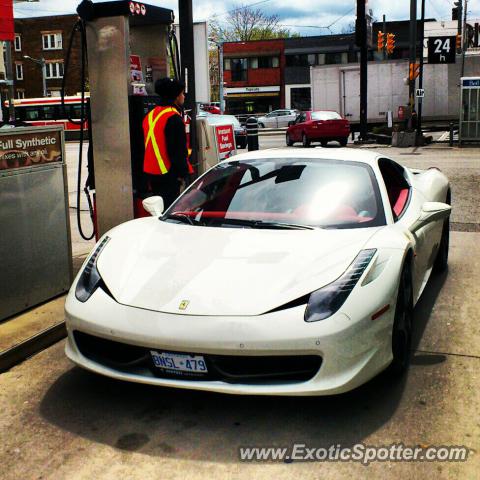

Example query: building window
[224,58,231,70]
[231,58,248,81]
[286,54,309,67]
[324,52,347,65]
[258,56,280,68]
[45,62,64,79]
[16,90,25,99]
[348,51,359,63]
[14,35,21,52]
[42,33,63,50]
[307,54,317,66]
[15,63,23,80]
[291,87,311,111]
[250,57,258,69]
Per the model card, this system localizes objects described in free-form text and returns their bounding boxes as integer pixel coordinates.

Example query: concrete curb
[0,322,66,373]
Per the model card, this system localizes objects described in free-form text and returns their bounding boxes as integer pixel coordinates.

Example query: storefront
[224,86,281,115]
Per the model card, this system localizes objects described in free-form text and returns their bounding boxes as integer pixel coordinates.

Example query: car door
[276,111,290,127]
[265,112,277,127]
[293,112,307,141]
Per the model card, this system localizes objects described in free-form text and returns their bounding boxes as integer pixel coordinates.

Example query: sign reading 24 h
[427,36,456,64]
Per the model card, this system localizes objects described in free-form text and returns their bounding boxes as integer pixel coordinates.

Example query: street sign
[428,36,456,64]
[416,88,425,98]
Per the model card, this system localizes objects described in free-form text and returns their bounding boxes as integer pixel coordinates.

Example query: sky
[13,0,480,36]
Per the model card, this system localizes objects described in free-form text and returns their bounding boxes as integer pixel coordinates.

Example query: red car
[286,110,350,148]
[201,104,221,115]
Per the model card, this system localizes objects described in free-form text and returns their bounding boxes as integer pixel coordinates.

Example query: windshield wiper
[252,221,315,230]
[211,217,315,230]
[163,213,199,225]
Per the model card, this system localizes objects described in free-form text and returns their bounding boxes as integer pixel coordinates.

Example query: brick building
[1,14,82,102]
[221,20,436,115]
[223,39,285,115]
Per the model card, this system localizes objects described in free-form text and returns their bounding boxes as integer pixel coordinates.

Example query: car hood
[97,218,380,316]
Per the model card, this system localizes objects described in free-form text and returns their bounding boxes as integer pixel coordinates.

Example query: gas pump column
[79,1,174,237]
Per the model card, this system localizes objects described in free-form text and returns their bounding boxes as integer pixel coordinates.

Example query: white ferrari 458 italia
[65,148,451,396]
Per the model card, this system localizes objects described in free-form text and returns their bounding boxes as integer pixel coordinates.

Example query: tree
[209,3,299,42]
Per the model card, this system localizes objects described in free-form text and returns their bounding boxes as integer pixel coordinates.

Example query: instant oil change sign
[0,129,62,171]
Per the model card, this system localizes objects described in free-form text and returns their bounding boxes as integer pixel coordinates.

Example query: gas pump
[75,0,189,238]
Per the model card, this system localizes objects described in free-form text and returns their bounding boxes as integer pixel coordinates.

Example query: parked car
[257,109,299,128]
[65,148,451,396]
[203,114,247,149]
[286,111,350,148]
[200,103,221,115]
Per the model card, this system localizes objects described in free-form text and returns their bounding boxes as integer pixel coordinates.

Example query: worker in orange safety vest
[143,77,193,209]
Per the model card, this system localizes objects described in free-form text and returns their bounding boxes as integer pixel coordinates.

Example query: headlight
[304,249,376,322]
[75,236,110,302]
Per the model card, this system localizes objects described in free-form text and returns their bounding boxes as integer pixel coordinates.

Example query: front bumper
[65,282,396,396]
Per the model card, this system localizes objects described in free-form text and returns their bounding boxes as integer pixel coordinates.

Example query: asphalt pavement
[1,136,479,479]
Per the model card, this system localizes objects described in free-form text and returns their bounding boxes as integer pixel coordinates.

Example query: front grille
[73,331,321,384]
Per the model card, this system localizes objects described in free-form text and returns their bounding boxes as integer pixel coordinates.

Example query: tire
[433,190,451,273]
[302,133,311,148]
[320,141,328,147]
[286,133,294,146]
[339,137,348,147]
[388,262,413,377]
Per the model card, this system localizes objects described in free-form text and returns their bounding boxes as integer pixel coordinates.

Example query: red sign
[0,0,14,42]
[215,125,236,160]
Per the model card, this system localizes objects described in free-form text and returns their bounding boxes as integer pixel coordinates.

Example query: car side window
[378,158,411,220]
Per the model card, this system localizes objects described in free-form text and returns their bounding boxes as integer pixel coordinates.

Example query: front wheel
[339,137,348,147]
[302,133,311,148]
[388,263,413,377]
[286,133,294,146]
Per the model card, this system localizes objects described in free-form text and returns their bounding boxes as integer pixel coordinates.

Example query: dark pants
[147,173,181,210]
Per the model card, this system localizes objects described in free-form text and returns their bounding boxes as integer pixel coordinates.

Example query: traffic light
[377,31,385,52]
[456,33,462,50]
[409,63,420,81]
[386,33,396,55]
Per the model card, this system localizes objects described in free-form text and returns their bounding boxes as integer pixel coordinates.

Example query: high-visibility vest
[143,106,180,175]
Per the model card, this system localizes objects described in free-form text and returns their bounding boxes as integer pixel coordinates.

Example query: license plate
[150,351,208,375]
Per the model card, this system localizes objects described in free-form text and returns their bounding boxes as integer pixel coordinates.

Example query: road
[1,136,479,479]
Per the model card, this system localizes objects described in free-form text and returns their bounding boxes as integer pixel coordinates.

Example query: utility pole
[4,41,15,121]
[417,0,425,136]
[383,15,387,60]
[219,42,224,113]
[23,55,47,97]
[409,0,417,129]
[461,0,468,77]
[355,0,368,141]
[178,0,197,169]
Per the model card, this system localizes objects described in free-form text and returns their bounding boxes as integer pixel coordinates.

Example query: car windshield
[164,158,386,229]
[206,115,241,127]
[311,111,342,120]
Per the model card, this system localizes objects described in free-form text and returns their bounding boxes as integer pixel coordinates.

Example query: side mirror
[142,196,164,216]
[409,202,451,233]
